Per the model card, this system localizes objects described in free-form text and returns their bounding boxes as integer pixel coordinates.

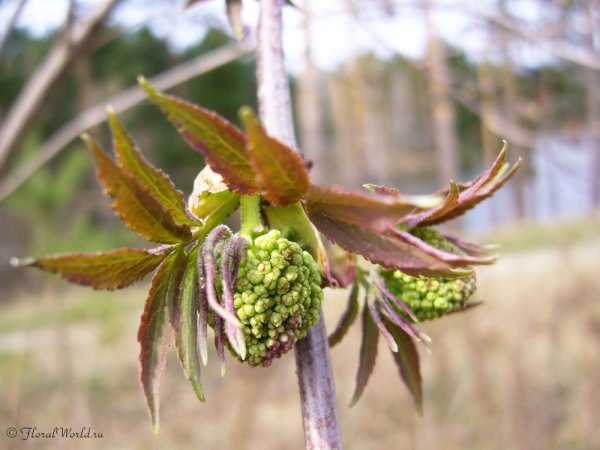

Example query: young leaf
[107,108,201,228]
[82,134,192,244]
[240,108,310,207]
[11,247,173,290]
[384,320,423,415]
[329,282,360,348]
[349,303,379,407]
[175,244,206,402]
[308,207,461,275]
[419,143,522,226]
[138,247,188,436]
[403,181,459,230]
[306,186,420,234]
[139,78,259,195]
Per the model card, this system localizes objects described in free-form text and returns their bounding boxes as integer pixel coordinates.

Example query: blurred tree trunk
[424,0,459,187]
[297,0,326,184]
[585,3,600,206]
[500,0,527,221]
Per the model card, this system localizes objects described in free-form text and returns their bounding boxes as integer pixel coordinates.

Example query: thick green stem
[239,194,262,240]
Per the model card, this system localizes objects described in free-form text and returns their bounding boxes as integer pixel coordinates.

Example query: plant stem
[239,194,261,239]
[256,1,342,448]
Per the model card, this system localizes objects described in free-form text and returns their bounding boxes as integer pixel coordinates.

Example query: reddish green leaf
[174,244,205,402]
[10,247,173,290]
[308,206,465,276]
[107,108,200,228]
[240,108,310,207]
[363,184,400,196]
[385,320,423,414]
[306,186,419,234]
[82,134,192,244]
[138,247,188,436]
[349,304,379,407]
[420,143,522,226]
[329,282,360,348]
[323,240,357,288]
[139,78,258,195]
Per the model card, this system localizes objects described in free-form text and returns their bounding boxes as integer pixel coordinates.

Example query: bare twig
[0,42,253,203]
[0,0,122,173]
[256,1,342,449]
[0,0,28,56]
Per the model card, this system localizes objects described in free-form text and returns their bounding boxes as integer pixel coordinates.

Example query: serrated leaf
[306,186,419,234]
[174,244,205,402]
[226,0,244,40]
[139,78,258,195]
[107,108,200,228]
[363,184,400,196]
[403,181,459,229]
[420,143,522,226]
[329,282,360,347]
[138,247,188,436]
[11,247,173,290]
[240,108,310,207]
[385,319,423,414]
[308,207,456,274]
[82,134,192,244]
[350,304,379,407]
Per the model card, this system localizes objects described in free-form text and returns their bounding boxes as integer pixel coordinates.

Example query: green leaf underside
[306,186,419,234]
[139,78,258,195]
[83,134,192,244]
[240,108,310,207]
[263,203,319,260]
[329,282,360,347]
[138,247,188,436]
[12,247,173,290]
[175,245,205,402]
[308,206,465,276]
[422,143,521,226]
[350,305,379,407]
[108,110,201,228]
[385,320,423,414]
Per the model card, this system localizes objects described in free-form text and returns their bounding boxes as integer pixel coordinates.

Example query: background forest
[0,0,599,449]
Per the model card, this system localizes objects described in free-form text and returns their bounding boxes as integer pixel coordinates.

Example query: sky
[0,0,557,74]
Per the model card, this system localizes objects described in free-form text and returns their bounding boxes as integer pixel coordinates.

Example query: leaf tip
[138,76,156,99]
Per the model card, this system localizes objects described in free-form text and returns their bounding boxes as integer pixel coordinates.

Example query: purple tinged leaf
[137,247,187,436]
[220,237,248,360]
[174,244,205,402]
[366,292,398,353]
[371,272,417,322]
[328,282,360,348]
[82,134,192,244]
[308,208,466,275]
[362,184,400,196]
[349,302,379,407]
[240,107,310,207]
[376,294,429,348]
[197,253,209,366]
[329,283,359,347]
[403,181,459,230]
[306,186,419,234]
[202,226,242,328]
[384,320,423,415]
[390,229,497,267]
[213,313,227,377]
[107,108,201,228]
[139,78,259,195]
[10,246,173,290]
[323,240,357,289]
[419,143,522,226]
[442,233,500,259]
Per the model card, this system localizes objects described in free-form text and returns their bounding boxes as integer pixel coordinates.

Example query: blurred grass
[1,217,600,449]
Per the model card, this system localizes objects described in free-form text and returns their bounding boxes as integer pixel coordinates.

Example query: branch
[0,0,28,56]
[256,1,342,448]
[0,0,123,173]
[0,42,253,203]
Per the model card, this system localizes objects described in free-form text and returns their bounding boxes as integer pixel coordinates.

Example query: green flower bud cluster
[386,227,476,322]
[230,230,323,367]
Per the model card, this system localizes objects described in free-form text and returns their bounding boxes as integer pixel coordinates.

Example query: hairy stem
[239,194,262,240]
[256,1,342,448]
